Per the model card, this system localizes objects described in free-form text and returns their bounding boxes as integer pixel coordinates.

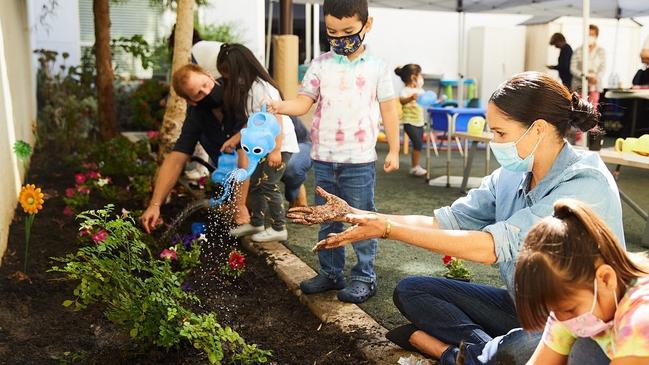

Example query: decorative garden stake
[18,184,44,273]
[13,140,32,171]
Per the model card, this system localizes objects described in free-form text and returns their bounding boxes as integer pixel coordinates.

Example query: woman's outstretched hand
[312,213,387,251]
[286,186,352,225]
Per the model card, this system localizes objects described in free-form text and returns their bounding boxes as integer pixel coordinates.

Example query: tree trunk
[158,0,195,164]
[93,0,117,140]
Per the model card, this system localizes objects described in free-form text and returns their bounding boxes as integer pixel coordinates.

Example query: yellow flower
[19,184,44,214]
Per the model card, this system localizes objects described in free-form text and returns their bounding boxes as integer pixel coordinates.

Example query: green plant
[83,137,156,177]
[34,49,97,151]
[50,206,271,364]
[126,79,168,131]
[129,174,153,202]
[111,35,153,70]
[196,22,240,43]
[442,255,472,280]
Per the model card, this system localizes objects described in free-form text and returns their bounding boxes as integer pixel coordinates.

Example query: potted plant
[442,255,472,282]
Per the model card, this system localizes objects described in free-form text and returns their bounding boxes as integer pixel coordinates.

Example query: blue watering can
[210,104,280,206]
[416,91,438,107]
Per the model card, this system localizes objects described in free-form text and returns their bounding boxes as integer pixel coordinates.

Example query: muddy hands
[286,186,352,225]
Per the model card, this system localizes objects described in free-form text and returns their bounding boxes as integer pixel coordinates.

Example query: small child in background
[219,43,299,242]
[395,64,426,177]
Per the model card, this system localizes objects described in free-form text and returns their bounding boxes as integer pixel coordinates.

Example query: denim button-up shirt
[434,143,625,295]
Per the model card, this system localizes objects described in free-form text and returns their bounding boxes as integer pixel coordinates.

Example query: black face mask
[196,80,223,110]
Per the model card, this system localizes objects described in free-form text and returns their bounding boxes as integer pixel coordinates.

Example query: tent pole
[305,3,312,62]
[579,0,590,148]
[265,0,274,69]
[581,0,589,100]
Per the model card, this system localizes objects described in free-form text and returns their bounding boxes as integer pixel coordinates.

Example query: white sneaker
[251,227,288,242]
[229,224,264,237]
[409,165,427,177]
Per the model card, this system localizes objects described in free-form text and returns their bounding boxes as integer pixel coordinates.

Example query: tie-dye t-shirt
[299,47,396,163]
[542,275,649,359]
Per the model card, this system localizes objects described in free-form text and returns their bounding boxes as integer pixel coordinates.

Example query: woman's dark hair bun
[570,92,600,133]
[394,66,403,77]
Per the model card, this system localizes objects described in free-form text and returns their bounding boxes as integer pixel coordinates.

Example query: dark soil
[0,151,369,365]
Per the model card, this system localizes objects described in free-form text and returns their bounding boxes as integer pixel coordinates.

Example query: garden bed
[0,151,369,364]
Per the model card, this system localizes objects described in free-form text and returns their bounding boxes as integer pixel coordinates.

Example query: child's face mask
[416,75,424,89]
[557,279,618,338]
[327,23,366,55]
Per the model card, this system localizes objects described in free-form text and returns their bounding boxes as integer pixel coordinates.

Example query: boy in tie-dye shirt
[267,0,400,303]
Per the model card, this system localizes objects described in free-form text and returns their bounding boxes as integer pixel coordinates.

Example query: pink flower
[74,173,86,184]
[146,130,160,139]
[86,171,100,179]
[76,186,91,195]
[65,188,76,198]
[92,229,108,243]
[79,228,91,237]
[63,206,74,216]
[160,248,177,261]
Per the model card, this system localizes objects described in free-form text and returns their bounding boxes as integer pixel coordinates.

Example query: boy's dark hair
[216,43,283,122]
[323,0,369,23]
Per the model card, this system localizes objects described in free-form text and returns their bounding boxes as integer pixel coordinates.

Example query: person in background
[395,64,427,177]
[632,35,649,87]
[548,33,573,89]
[267,0,401,304]
[515,199,649,365]
[282,116,312,208]
[570,24,606,107]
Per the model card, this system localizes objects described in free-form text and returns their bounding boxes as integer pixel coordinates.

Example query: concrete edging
[241,238,429,365]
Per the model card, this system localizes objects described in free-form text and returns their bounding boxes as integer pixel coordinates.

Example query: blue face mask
[327,24,365,55]
[489,123,543,172]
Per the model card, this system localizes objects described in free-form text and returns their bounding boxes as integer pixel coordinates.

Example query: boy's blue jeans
[313,160,377,284]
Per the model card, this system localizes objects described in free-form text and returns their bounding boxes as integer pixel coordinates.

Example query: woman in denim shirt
[288,72,624,365]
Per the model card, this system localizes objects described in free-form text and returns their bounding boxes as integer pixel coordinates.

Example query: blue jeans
[394,276,609,365]
[282,142,312,202]
[314,160,377,284]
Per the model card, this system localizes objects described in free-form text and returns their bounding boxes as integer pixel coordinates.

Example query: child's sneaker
[229,224,264,237]
[409,165,427,176]
[251,227,288,242]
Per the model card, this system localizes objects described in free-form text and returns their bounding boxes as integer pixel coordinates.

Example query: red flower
[86,171,100,179]
[74,173,86,184]
[443,255,453,266]
[228,250,245,270]
[63,206,74,216]
[65,187,76,198]
[160,248,177,261]
[76,186,91,195]
[146,130,160,139]
[92,229,108,243]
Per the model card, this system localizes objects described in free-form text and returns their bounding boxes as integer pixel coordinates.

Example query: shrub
[51,205,271,364]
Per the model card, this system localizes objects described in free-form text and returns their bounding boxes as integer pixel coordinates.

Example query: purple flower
[181,282,191,292]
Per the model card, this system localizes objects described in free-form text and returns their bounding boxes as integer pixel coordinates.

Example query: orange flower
[19,184,44,214]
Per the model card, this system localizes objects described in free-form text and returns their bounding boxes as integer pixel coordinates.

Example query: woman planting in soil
[515,199,649,365]
[288,72,624,365]
[141,63,248,233]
